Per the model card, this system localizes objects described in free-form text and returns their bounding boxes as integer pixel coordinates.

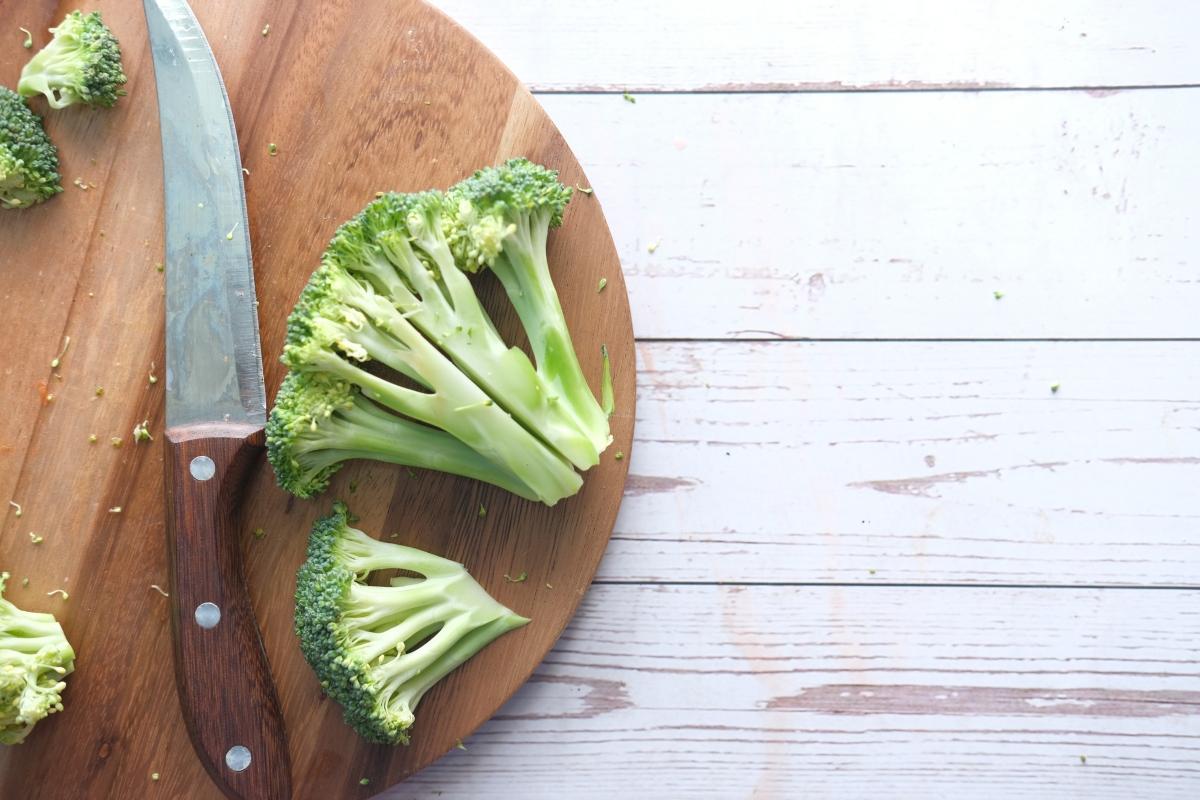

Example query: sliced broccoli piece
[18,11,127,109]
[445,158,612,463]
[266,371,539,500]
[0,87,61,209]
[0,572,75,745]
[342,190,605,470]
[294,503,528,745]
[277,229,583,505]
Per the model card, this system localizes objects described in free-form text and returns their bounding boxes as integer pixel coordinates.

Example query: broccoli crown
[0,87,61,210]
[266,371,359,498]
[0,572,75,745]
[18,11,127,109]
[444,158,573,270]
[295,503,528,745]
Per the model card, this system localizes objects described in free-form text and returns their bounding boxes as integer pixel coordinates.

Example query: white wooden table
[387,3,1200,796]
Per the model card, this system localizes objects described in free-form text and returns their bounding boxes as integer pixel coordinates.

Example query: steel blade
[145,0,266,428]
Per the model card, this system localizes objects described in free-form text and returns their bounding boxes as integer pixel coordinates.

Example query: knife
[142,1,292,798]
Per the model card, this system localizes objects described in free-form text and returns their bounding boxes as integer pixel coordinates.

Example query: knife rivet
[194,602,221,629]
[225,745,252,772]
[189,455,216,481]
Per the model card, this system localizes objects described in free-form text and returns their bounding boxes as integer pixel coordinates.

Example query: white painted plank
[540,89,1200,339]
[382,584,1200,799]
[429,0,1200,92]
[603,341,1200,585]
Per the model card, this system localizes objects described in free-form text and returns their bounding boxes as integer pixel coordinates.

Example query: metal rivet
[194,602,221,629]
[225,745,251,772]
[189,455,216,481]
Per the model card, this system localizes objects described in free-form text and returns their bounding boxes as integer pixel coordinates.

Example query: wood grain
[165,423,289,800]
[380,584,1200,799]
[429,0,1200,92]
[604,341,1200,586]
[0,1,634,797]
[536,89,1200,339]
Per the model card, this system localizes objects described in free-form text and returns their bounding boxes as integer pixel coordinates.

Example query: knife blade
[142,1,291,798]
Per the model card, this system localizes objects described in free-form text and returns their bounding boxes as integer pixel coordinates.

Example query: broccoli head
[266,371,539,500]
[0,572,75,745]
[445,159,612,462]
[18,11,127,109]
[295,503,528,745]
[0,87,62,209]
[272,223,583,505]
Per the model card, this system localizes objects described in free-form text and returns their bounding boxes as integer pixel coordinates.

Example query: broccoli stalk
[267,371,539,500]
[0,572,75,745]
[0,87,61,209]
[281,255,582,505]
[348,191,606,470]
[18,11,127,109]
[446,158,612,463]
[295,503,528,745]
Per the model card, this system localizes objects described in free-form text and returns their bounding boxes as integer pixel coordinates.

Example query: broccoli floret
[445,159,612,462]
[18,11,127,109]
[294,503,528,745]
[0,572,75,745]
[344,190,607,470]
[267,371,539,500]
[274,221,583,506]
[0,87,61,209]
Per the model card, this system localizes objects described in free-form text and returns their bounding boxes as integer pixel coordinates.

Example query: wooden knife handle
[165,422,292,800]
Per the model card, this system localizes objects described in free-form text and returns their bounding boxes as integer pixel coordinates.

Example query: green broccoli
[0,87,61,209]
[343,189,609,470]
[267,371,539,500]
[294,503,528,745]
[273,217,583,506]
[445,158,612,463]
[0,572,75,745]
[18,11,127,109]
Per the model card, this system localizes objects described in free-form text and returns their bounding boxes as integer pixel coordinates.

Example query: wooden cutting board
[0,1,634,797]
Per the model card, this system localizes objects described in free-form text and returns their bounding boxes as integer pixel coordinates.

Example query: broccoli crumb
[454,738,467,751]
[242,167,250,177]
[225,223,236,241]
[252,527,266,540]
[597,277,607,293]
[647,239,660,254]
[545,582,553,589]
[267,143,278,156]
[503,571,527,583]
[359,778,370,786]
[72,178,91,191]
[46,589,68,600]
[622,92,636,104]
[261,24,270,37]
[21,577,29,587]
[155,262,164,273]
[88,434,97,444]
[49,336,70,369]
[108,506,122,514]
[94,386,104,397]
[149,584,169,598]
[132,420,152,443]
[600,344,614,418]
[19,27,32,49]
[576,185,594,196]
[8,501,21,518]
[614,451,624,461]
[111,437,123,448]
[1079,755,1087,765]
[478,504,486,518]
[29,532,43,544]
[1050,383,1061,394]
[151,772,160,781]
[993,290,1004,300]
[348,480,359,494]
[149,363,158,385]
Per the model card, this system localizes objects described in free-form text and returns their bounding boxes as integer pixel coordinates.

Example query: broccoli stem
[491,213,611,452]
[373,230,604,470]
[306,274,582,505]
[295,398,539,501]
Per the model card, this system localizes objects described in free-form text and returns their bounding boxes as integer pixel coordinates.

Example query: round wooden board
[0,1,635,797]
